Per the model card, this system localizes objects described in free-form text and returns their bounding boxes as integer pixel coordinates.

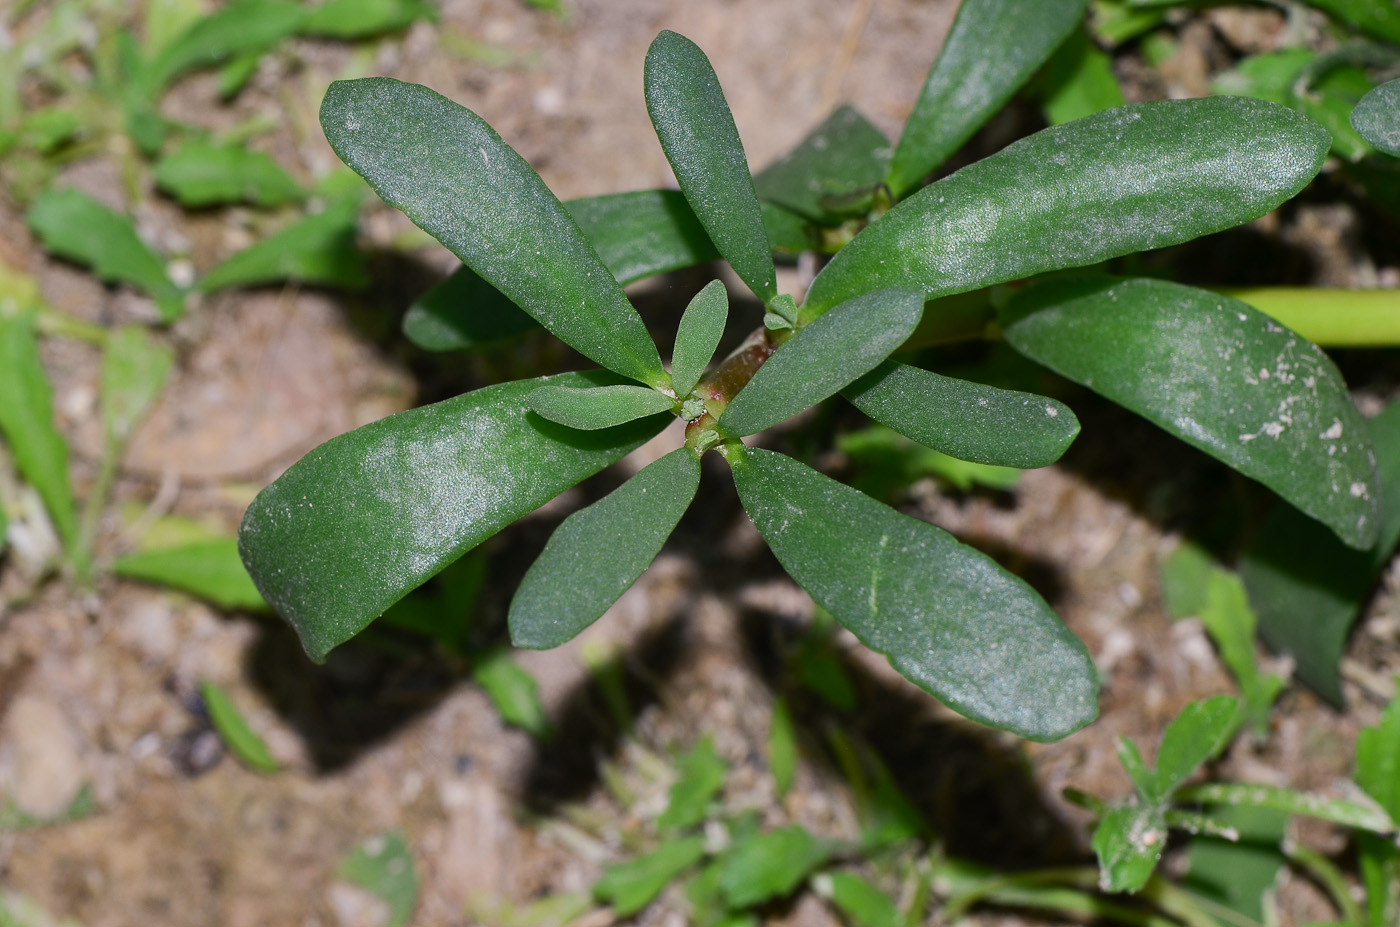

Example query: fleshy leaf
[719,825,829,908]
[807,97,1331,319]
[27,188,184,319]
[1351,78,1400,157]
[719,289,924,437]
[115,538,267,611]
[238,372,668,662]
[753,106,891,222]
[510,448,700,648]
[153,141,305,207]
[0,314,77,548]
[729,447,1097,740]
[671,280,728,397]
[321,78,667,387]
[527,384,675,431]
[298,0,436,38]
[199,680,279,772]
[1000,276,1379,549]
[1153,695,1238,798]
[886,0,1090,197]
[197,199,367,292]
[1092,804,1167,893]
[595,836,707,917]
[645,30,777,304]
[658,735,728,833]
[844,361,1079,468]
[403,189,719,352]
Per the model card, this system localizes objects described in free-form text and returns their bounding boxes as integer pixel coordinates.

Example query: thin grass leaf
[321,78,666,387]
[672,280,728,397]
[1356,684,1400,820]
[1001,277,1380,549]
[753,106,891,223]
[472,649,553,739]
[199,680,279,773]
[145,0,306,94]
[509,448,700,648]
[238,372,668,662]
[886,0,1090,197]
[729,447,1097,740]
[814,872,899,927]
[808,97,1330,319]
[1197,572,1284,738]
[645,30,777,304]
[1351,78,1400,156]
[153,141,305,207]
[198,199,367,292]
[719,289,923,437]
[527,384,675,431]
[114,538,268,611]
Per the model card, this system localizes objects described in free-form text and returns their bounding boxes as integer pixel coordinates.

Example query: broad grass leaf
[114,538,269,611]
[1001,277,1379,549]
[509,448,700,648]
[1092,804,1167,893]
[153,141,305,207]
[645,31,777,304]
[719,825,829,908]
[1351,78,1400,156]
[0,314,77,548]
[238,372,668,662]
[472,649,553,739]
[807,97,1330,318]
[886,0,1090,197]
[719,289,923,437]
[658,735,727,832]
[671,280,728,396]
[753,106,891,223]
[1153,695,1238,798]
[27,188,183,319]
[845,361,1078,468]
[198,680,279,773]
[299,0,436,39]
[729,448,1097,740]
[527,384,675,430]
[321,78,666,387]
[595,836,706,917]
[101,326,174,444]
[336,833,419,927]
[198,198,367,291]
[145,0,305,94]
[1182,804,1287,922]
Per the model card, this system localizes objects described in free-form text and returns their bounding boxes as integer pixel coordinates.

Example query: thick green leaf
[658,735,728,833]
[644,31,777,304]
[527,384,675,431]
[321,78,666,387]
[595,836,706,917]
[1152,695,1237,799]
[27,189,183,319]
[719,825,829,908]
[337,833,419,927]
[1302,0,1400,44]
[0,314,77,548]
[1092,804,1167,893]
[299,0,436,38]
[886,0,1090,197]
[1000,277,1379,549]
[509,448,700,648]
[403,189,720,352]
[238,372,667,662]
[1356,684,1400,820]
[199,680,279,772]
[198,199,367,292]
[807,97,1330,319]
[719,289,924,437]
[114,538,269,611]
[153,141,305,207]
[1198,572,1284,738]
[1352,78,1400,157]
[1176,783,1395,835]
[672,280,728,397]
[768,699,797,798]
[753,106,891,222]
[145,0,306,94]
[729,448,1097,740]
[472,649,553,739]
[101,326,174,444]
[816,872,899,927]
[845,361,1079,468]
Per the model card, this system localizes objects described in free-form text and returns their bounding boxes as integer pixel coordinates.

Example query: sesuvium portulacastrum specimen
[238,2,1373,742]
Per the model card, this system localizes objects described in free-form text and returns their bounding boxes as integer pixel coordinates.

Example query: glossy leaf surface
[153,141,305,207]
[510,448,700,648]
[1001,277,1379,549]
[729,448,1097,740]
[645,30,777,304]
[0,314,77,547]
[114,538,268,611]
[845,361,1079,468]
[403,189,719,352]
[321,78,666,387]
[1351,78,1400,157]
[198,199,366,291]
[238,372,667,661]
[27,188,183,319]
[719,289,923,437]
[886,0,1089,197]
[753,106,891,222]
[807,97,1330,318]
[671,280,728,397]
[527,384,675,431]
[199,680,279,772]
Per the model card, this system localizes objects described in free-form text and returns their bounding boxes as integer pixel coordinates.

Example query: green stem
[942,866,1179,927]
[1141,876,1263,927]
[1283,842,1366,927]
[1221,288,1400,347]
[36,307,107,345]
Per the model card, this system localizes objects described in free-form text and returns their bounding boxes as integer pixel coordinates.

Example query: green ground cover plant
[235,0,1390,746]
